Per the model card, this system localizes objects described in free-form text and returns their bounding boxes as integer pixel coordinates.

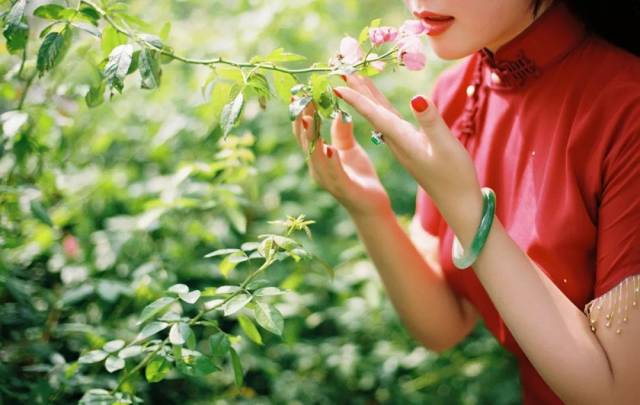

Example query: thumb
[409,95,448,145]
[331,111,356,150]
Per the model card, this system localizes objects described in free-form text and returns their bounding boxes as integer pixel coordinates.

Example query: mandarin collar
[478,0,588,89]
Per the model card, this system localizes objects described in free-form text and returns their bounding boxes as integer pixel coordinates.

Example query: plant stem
[111,257,273,393]
[80,0,396,76]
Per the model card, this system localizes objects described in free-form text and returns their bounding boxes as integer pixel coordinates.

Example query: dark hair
[531,0,640,57]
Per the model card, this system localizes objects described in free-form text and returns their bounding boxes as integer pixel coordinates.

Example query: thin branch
[80,0,396,76]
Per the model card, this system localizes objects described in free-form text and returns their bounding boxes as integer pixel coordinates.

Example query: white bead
[490,72,502,84]
[466,85,475,97]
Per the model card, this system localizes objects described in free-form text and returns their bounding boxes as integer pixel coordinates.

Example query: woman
[292,0,640,403]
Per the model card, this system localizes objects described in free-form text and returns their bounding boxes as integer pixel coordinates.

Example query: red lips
[413,10,454,21]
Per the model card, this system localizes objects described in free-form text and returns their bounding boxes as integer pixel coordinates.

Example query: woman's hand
[333,77,484,232]
[291,101,392,219]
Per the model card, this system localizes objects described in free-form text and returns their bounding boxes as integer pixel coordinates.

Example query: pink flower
[397,35,427,71]
[338,36,363,65]
[399,19,427,37]
[63,234,80,259]
[369,26,399,47]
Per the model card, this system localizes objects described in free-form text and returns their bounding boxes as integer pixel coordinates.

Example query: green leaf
[139,48,162,89]
[254,287,285,297]
[224,205,246,234]
[36,26,72,75]
[33,4,67,20]
[250,48,306,64]
[104,43,134,94]
[118,345,143,359]
[229,348,243,387]
[140,33,163,49]
[136,321,169,341]
[209,333,230,359]
[220,92,244,140]
[246,73,271,99]
[253,301,284,336]
[30,200,53,227]
[103,339,125,353]
[272,71,298,103]
[101,25,126,58]
[78,4,100,24]
[145,355,171,383]
[218,255,238,278]
[179,290,201,304]
[159,22,171,41]
[223,293,251,316]
[137,297,176,325]
[78,350,108,364]
[193,353,217,375]
[71,22,101,37]
[104,355,125,373]
[5,0,26,25]
[3,22,29,54]
[288,96,312,121]
[358,25,370,44]
[370,18,382,28]
[85,81,105,108]
[237,313,262,345]
[169,322,193,346]
[79,389,115,405]
[204,248,242,258]
[2,0,28,54]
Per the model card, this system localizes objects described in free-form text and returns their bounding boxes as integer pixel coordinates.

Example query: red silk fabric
[415,1,640,403]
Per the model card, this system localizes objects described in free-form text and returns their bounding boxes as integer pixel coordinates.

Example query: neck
[485,0,556,54]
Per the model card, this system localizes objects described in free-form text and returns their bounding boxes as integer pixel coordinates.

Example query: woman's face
[405,0,553,59]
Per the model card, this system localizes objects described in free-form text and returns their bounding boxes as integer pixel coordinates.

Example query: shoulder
[565,35,640,148]
[569,34,640,107]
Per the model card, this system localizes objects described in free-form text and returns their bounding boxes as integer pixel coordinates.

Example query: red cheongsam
[414,1,640,403]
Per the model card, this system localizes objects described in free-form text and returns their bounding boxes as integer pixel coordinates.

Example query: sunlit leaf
[237,313,262,345]
[220,92,244,140]
[137,297,176,325]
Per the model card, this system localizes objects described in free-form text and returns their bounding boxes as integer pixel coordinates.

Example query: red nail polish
[327,147,333,158]
[302,119,309,130]
[411,95,429,113]
[340,75,347,82]
[333,88,343,99]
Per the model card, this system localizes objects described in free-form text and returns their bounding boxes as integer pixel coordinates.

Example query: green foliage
[0,0,519,404]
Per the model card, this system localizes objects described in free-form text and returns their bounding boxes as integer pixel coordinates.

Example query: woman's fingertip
[327,146,334,159]
[302,118,309,130]
[411,95,429,113]
[333,88,343,99]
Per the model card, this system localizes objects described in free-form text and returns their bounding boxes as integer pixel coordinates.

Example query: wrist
[348,201,395,225]
[437,188,485,248]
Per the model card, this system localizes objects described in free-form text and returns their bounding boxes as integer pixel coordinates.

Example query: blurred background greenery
[1,0,521,403]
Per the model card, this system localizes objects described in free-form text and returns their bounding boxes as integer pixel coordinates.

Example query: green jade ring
[370,130,384,145]
[451,187,496,270]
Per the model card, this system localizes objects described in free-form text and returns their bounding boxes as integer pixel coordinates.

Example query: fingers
[345,75,400,117]
[300,115,350,191]
[409,95,449,148]
[334,86,415,142]
[330,111,355,150]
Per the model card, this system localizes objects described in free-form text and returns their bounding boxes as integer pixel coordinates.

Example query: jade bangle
[451,187,496,270]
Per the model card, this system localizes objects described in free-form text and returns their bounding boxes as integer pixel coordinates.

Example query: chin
[430,42,476,60]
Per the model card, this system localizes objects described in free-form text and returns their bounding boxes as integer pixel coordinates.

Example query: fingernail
[340,75,347,82]
[291,96,295,102]
[333,88,343,99]
[327,146,333,158]
[411,95,429,113]
[302,119,309,130]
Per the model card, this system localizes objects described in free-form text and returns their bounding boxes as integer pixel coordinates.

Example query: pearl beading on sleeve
[583,274,640,335]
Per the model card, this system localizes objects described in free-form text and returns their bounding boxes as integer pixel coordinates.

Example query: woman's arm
[350,206,479,353]
[333,84,640,404]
